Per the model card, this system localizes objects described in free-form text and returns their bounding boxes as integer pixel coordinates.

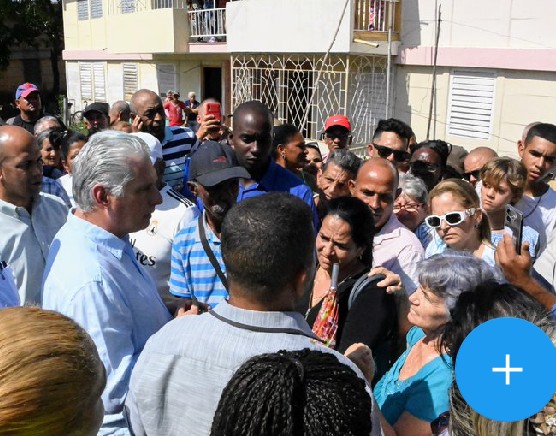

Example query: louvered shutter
[157,64,177,96]
[121,0,135,13]
[123,63,138,100]
[79,62,93,100]
[77,0,89,20]
[447,71,496,140]
[92,63,107,102]
[91,0,103,19]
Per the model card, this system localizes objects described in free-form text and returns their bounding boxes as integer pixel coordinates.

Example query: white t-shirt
[129,185,199,300]
[58,173,76,208]
[514,187,556,255]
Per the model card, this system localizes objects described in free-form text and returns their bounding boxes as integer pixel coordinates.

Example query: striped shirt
[169,212,228,307]
[162,126,196,191]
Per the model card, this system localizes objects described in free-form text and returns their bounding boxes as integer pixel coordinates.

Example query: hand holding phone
[205,102,221,122]
[505,204,524,255]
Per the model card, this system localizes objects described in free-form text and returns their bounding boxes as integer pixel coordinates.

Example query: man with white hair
[128,132,199,310]
[42,131,172,435]
[184,91,200,131]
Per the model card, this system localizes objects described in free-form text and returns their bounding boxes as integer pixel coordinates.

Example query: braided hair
[210,348,373,436]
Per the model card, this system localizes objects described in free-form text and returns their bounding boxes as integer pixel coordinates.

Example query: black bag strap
[347,273,386,310]
[198,214,228,290]
[208,309,325,343]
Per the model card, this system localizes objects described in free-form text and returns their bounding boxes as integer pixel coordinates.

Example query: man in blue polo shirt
[169,140,249,307]
[230,100,319,229]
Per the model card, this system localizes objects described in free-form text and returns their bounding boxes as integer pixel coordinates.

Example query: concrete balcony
[226,0,400,56]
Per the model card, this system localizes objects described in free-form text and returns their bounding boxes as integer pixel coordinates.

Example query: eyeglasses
[425,208,476,228]
[371,144,410,162]
[410,160,440,173]
[463,169,481,181]
[393,202,423,213]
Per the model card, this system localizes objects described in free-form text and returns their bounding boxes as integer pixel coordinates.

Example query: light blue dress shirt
[125,302,384,436]
[42,212,171,435]
[0,262,20,308]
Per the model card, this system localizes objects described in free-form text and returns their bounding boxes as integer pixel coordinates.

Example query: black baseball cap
[189,140,250,187]
[84,102,109,118]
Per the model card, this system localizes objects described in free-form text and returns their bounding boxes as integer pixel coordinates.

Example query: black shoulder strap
[347,273,385,310]
[198,214,228,290]
[209,309,325,343]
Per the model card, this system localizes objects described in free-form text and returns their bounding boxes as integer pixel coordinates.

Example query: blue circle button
[455,317,556,422]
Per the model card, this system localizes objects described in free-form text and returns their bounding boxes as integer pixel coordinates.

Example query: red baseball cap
[324,114,351,132]
[15,83,39,100]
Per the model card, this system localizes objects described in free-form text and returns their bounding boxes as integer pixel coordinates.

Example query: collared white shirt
[372,213,424,295]
[0,193,67,304]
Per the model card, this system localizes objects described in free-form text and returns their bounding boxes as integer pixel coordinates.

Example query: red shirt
[163,100,186,126]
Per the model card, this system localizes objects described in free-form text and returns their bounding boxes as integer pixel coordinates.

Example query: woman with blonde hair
[0,307,106,435]
[425,179,496,267]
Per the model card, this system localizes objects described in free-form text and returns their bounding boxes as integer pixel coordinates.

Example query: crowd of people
[0,80,556,435]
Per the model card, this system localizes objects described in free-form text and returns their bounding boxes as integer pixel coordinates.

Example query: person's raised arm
[495,234,556,311]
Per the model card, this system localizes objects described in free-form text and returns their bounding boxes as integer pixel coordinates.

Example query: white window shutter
[123,63,139,100]
[92,63,107,102]
[79,62,93,101]
[77,0,89,20]
[90,0,103,19]
[157,64,177,96]
[447,71,496,140]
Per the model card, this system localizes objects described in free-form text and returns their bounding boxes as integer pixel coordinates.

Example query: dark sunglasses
[463,169,481,181]
[372,143,410,162]
[410,160,440,173]
[324,132,351,141]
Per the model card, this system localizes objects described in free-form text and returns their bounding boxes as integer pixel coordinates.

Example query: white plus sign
[492,354,523,385]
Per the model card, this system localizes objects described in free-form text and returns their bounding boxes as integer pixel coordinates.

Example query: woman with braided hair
[210,348,374,436]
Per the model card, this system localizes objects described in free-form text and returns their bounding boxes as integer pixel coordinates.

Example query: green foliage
[0,0,64,70]
[69,120,89,136]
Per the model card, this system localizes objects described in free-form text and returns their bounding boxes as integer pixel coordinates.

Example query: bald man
[130,89,196,191]
[0,126,67,304]
[109,100,131,126]
[463,146,498,186]
[350,158,423,295]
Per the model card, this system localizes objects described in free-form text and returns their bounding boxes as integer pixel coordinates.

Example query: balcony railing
[188,8,227,41]
[354,0,396,32]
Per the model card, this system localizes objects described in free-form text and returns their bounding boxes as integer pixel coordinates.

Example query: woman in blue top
[374,253,500,436]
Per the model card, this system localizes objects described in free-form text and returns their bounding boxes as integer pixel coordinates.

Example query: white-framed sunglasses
[425,208,476,229]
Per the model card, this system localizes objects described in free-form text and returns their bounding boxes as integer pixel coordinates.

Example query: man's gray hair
[417,252,502,313]
[399,173,428,204]
[34,115,61,136]
[73,131,150,212]
[322,149,362,176]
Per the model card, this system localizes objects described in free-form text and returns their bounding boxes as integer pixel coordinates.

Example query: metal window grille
[232,54,388,146]
[354,0,394,32]
[447,70,496,140]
